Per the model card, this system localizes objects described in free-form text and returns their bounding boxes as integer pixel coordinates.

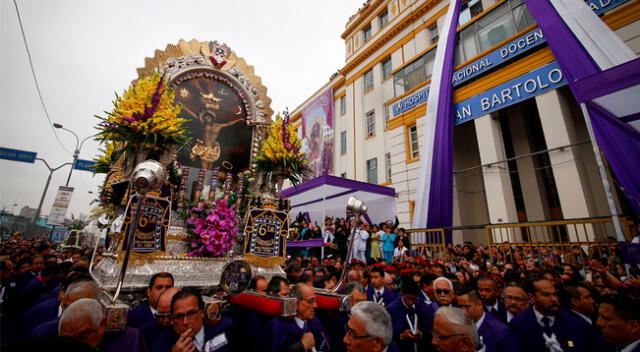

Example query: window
[385,152,392,183]
[340,131,347,154]
[363,24,372,42]
[341,172,347,178]
[381,57,392,80]
[364,69,374,91]
[393,49,436,96]
[409,125,419,159]
[383,102,390,129]
[455,1,534,65]
[459,0,484,26]
[339,95,346,115]
[366,110,376,137]
[367,158,378,184]
[378,9,389,28]
[429,25,439,44]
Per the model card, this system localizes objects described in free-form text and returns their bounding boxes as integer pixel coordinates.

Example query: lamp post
[53,123,95,187]
[33,158,71,225]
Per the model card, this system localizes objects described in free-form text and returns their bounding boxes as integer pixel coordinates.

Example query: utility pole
[32,158,71,236]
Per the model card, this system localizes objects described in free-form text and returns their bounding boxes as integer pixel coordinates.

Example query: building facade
[291,0,640,243]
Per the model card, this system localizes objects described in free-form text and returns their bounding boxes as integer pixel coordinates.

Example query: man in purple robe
[456,287,519,352]
[344,301,398,352]
[510,275,605,352]
[128,272,174,328]
[477,276,507,324]
[366,266,398,307]
[58,298,147,352]
[265,283,332,352]
[385,279,432,352]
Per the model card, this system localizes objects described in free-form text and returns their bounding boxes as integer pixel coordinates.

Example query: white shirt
[394,247,407,258]
[475,312,486,330]
[622,340,640,352]
[485,301,500,313]
[533,308,555,329]
[294,317,306,330]
[354,230,369,251]
[570,309,592,324]
[150,305,158,316]
[506,311,515,323]
[58,304,63,317]
[194,326,205,351]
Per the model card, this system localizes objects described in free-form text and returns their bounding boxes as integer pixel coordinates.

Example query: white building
[291,0,640,243]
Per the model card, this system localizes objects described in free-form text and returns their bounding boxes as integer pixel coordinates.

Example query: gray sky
[1,0,361,219]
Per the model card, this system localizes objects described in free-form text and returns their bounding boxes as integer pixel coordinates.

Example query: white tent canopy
[282,175,397,225]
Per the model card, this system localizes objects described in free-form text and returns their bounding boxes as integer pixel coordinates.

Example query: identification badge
[205,333,228,352]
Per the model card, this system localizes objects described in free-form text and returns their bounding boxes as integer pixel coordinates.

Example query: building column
[508,108,547,222]
[474,113,519,242]
[535,89,596,241]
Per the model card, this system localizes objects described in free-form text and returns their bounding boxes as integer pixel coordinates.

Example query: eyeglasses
[171,309,201,322]
[154,312,171,320]
[436,289,452,295]
[345,327,371,340]
[431,330,467,341]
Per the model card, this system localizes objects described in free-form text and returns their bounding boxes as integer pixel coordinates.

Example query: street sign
[0,147,37,163]
[74,159,97,172]
[47,186,74,226]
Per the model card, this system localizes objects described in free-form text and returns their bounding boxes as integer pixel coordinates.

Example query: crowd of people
[0,221,639,352]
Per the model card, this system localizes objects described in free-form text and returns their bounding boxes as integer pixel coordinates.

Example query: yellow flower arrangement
[255,112,309,185]
[96,72,188,152]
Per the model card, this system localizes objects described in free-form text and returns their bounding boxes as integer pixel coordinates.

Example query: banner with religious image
[301,88,334,177]
[243,208,288,267]
[120,194,171,254]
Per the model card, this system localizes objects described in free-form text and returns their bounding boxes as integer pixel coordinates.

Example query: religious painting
[301,88,334,178]
[172,69,252,174]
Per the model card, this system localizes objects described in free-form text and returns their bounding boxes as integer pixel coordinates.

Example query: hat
[384,265,397,273]
[416,257,427,266]
[401,278,420,296]
[400,268,414,276]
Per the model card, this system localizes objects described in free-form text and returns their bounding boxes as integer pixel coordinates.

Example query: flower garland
[254,112,309,185]
[96,72,188,153]
[92,141,120,174]
[186,199,238,257]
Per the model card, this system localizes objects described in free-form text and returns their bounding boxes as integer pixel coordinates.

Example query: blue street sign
[0,147,37,163]
[74,159,97,172]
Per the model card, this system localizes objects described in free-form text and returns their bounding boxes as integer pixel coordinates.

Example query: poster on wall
[301,88,334,178]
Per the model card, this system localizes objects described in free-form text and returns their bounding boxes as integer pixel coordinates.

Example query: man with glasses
[128,272,174,328]
[386,278,432,352]
[344,301,398,352]
[266,283,332,352]
[510,275,599,352]
[501,284,529,323]
[431,306,480,352]
[456,287,519,352]
[433,277,455,308]
[152,289,233,352]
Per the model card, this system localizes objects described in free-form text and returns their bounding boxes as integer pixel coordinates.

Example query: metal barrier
[407,228,447,259]
[486,217,633,261]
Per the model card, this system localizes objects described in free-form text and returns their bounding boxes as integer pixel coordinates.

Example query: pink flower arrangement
[186,199,238,257]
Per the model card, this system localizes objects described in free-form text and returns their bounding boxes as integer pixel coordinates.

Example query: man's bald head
[158,287,181,313]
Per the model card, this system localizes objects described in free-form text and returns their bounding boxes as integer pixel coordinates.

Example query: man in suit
[433,277,455,308]
[477,276,507,323]
[431,307,480,352]
[501,283,529,323]
[456,287,519,352]
[59,298,147,352]
[367,266,398,307]
[139,287,180,347]
[510,274,603,352]
[265,283,332,352]
[418,273,438,311]
[385,279,432,351]
[596,294,640,352]
[344,301,398,352]
[128,271,174,328]
[152,289,233,352]
[559,284,595,324]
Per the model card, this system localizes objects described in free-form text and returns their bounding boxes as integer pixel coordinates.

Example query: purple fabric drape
[425,1,462,237]
[524,0,640,214]
[286,238,324,248]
